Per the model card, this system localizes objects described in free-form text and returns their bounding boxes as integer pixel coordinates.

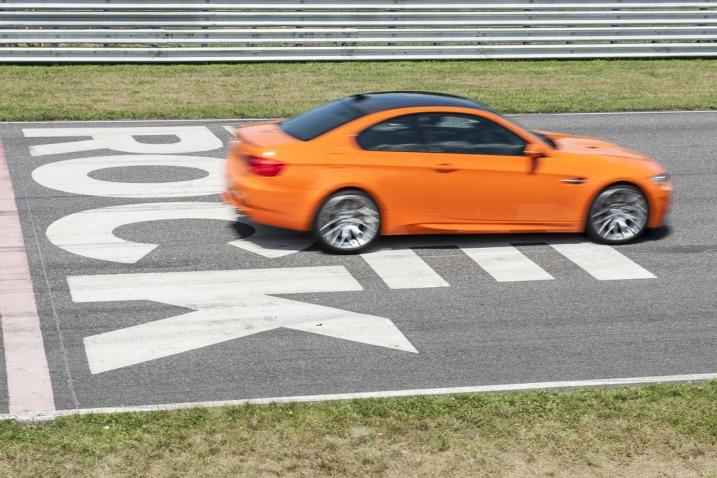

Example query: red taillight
[246,156,284,177]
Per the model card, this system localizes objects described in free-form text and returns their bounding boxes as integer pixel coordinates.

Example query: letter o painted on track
[32,154,224,198]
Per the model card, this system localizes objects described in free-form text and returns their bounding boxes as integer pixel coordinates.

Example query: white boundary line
[0,137,56,415]
[0,118,273,124]
[514,110,717,116]
[0,110,714,124]
[7,372,717,422]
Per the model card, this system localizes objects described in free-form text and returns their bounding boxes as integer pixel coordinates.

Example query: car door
[417,113,579,226]
[353,114,441,225]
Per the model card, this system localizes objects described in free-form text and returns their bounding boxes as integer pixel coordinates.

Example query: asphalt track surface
[0,111,715,418]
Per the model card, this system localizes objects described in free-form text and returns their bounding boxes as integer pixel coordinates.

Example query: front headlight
[651,173,670,185]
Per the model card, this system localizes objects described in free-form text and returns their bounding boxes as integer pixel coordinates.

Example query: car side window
[357,115,427,152]
[417,113,527,156]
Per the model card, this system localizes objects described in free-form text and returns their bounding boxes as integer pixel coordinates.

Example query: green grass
[2,60,716,474]
[1,59,715,121]
[2,382,717,477]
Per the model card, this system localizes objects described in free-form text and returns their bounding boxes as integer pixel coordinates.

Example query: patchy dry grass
[1,382,716,477]
[0,59,715,121]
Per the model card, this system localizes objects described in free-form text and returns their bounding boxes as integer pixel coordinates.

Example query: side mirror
[524,143,548,174]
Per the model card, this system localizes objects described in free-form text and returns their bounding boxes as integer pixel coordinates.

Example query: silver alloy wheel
[589,186,648,242]
[317,193,379,251]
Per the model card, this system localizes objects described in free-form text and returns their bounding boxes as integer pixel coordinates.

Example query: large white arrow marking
[46,202,314,262]
[68,266,418,374]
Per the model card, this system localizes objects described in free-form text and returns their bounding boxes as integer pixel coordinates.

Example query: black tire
[586,184,649,245]
[313,189,381,254]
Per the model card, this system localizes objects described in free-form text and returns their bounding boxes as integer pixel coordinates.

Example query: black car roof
[345,91,495,115]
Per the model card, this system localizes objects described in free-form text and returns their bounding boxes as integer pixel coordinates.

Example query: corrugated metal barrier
[1,0,716,62]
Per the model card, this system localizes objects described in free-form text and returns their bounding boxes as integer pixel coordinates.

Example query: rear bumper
[223,170,319,232]
[221,188,248,213]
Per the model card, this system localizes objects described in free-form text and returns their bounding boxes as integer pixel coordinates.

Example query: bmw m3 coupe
[223,92,672,253]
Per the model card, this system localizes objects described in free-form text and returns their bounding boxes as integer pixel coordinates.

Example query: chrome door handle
[434,164,457,173]
[560,177,586,185]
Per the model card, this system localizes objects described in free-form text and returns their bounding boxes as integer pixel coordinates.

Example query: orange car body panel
[224,105,672,236]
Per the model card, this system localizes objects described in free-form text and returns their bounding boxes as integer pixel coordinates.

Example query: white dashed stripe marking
[551,242,656,280]
[461,245,554,282]
[361,248,449,289]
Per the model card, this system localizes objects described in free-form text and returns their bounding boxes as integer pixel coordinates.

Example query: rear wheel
[313,190,381,254]
[586,184,649,245]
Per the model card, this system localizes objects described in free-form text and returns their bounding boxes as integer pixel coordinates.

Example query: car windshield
[279,99,364,141]
[530,130,557,149]
[479,109,557,149]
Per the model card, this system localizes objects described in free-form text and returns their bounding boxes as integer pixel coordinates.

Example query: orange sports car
[223,92,672,253]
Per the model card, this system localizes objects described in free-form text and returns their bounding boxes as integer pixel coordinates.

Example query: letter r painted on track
[23,126,222,156]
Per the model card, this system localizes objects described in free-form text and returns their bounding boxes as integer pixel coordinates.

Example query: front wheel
[586,184,649,245]
[313,189,381,254]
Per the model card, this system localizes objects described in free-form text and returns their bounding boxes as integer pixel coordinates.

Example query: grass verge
[1,59,715,121]
[2,382,716,477]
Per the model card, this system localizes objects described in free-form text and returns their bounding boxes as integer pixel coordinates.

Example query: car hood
[537,130,652,161]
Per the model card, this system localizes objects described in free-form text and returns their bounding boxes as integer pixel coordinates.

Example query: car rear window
[279,99,364,141]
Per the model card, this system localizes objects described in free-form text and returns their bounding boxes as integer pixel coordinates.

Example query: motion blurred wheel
[586,184,649,245]
[314,190,380,254]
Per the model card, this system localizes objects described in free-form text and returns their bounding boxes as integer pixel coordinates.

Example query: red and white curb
[0,137,55,416]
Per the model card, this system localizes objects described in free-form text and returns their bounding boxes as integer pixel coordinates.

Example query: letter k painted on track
[69,266,418,374]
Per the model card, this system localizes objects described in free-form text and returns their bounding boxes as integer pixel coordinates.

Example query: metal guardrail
[1,0,716,62]
[1,1,716,8]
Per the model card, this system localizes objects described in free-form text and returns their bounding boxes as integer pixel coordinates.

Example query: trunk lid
[233,120,298,149]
